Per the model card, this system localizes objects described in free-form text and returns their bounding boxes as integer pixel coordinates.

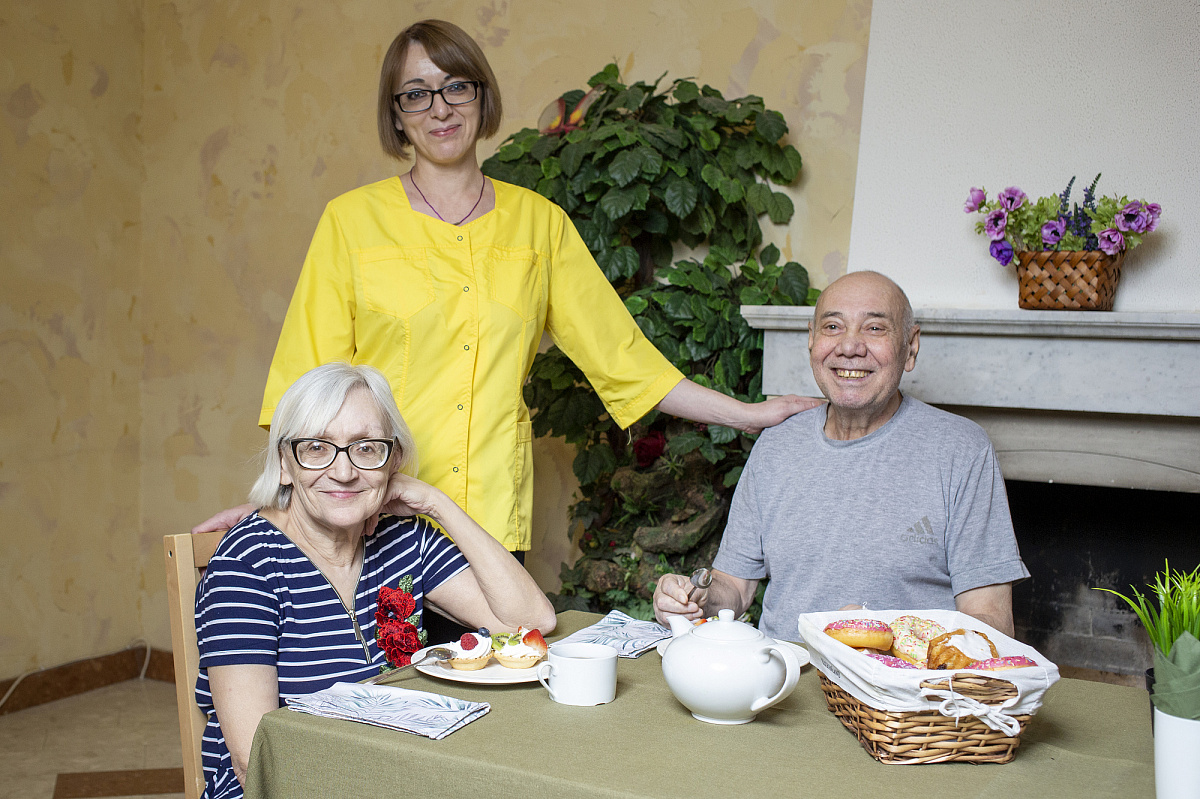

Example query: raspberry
[459,633,478,650]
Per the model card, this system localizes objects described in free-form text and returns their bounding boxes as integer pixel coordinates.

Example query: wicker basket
[818,672,1031,765]
[1015,249,1125,310]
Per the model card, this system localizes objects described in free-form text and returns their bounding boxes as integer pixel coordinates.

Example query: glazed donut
[970,655,1037,671]
[865,652,917,669]
[824,619,894,651]
[926,628,998,669]
[889,615,946,666]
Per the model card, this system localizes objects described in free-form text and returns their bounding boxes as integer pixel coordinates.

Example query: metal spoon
[684,567,712,603]
[362,646,453,685]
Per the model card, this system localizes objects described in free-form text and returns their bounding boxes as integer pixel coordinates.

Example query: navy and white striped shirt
[194,512,468,799]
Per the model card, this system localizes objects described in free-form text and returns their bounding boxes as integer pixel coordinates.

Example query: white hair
[248,362,417,510]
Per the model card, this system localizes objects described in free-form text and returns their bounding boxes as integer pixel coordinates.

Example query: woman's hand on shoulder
[733,394,824,434]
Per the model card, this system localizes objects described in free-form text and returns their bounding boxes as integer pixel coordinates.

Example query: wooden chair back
[164,531,225,799]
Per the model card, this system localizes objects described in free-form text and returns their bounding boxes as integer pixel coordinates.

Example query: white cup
[536,643,618,706]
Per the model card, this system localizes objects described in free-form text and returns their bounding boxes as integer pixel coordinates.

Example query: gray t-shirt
[714,395,1029,641]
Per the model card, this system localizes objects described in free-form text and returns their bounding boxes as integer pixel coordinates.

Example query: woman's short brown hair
[377,20,503,161]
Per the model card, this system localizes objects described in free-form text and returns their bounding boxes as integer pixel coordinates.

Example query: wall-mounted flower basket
[1015,250,1125,311]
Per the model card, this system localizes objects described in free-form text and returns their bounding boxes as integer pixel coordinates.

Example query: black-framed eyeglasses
[394,81,480,113]
[289,438,397,470]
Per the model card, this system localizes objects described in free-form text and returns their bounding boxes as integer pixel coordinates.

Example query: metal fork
[361,647,454,685]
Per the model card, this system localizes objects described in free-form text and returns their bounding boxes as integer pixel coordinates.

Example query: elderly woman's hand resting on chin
[193,362,553,799]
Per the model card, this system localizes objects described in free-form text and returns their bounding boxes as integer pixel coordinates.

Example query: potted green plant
[483,65,812,620]
[1097,562,1200,798]
[964,175,1162,310]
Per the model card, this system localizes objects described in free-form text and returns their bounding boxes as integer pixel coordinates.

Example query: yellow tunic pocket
[358,248,436,320]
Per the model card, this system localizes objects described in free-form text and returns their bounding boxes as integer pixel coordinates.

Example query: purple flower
[1116,201,1150,233]
[998,187,1027,211]
[1041,218,1067,247]
[984,208,1008,240]
[989,239,1014,266]
[1097,228,1125,255]
[1143,202,1161,232]
[964,187,986,213]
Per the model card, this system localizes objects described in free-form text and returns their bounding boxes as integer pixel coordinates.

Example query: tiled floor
[0,679,184,799]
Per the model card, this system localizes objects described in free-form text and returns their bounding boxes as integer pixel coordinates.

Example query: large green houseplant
[483,65,813,620]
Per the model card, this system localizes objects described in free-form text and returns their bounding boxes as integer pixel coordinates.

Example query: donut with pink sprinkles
[823,618,894,650]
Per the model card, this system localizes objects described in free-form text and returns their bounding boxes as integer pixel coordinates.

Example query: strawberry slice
[459,633,478,650]
[521,628,548,656]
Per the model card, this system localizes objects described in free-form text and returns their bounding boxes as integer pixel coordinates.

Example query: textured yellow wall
[0,1,145,676]
[2,0,869,674]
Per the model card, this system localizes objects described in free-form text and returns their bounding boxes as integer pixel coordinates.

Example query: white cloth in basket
[797,609,1059,733]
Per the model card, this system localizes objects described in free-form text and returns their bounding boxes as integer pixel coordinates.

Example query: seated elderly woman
[194,362,555,799]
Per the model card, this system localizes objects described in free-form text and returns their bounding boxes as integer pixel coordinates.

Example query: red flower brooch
[374,576,426,670]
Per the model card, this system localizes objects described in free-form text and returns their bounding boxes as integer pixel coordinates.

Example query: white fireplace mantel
[742,306,1200,493]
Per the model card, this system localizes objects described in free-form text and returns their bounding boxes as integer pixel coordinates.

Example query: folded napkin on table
[286,682,489,740]
[554,609,670,657]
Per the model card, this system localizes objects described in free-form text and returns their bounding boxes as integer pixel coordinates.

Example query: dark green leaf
[739,286,770,305]
[776,262,809,305]
[708,424,738,445]
[667,431,706,456]
[496,142,525,162]
[641,209,670,235]
[560,141,587,177]
[638,146,664,176]
[755,109,787,143]
[698,129,720,151]
[722,465,744,487]
[673,80,700,103]
[531,135,560,162]
[599,186,637,219]
[718,177,744,204]
[697,95,730,114]
[779,145,803,182]
[697,438,724,464]
[700,163,725,190]
[541,157,563,180]
[660,291,693,320]
[664,178,698,218]
[764,190,794,225]
[574,443,617,485]
[759,243,780,266]
[745,182,771,214]
[588,63,622,88]
[608,149,642,187]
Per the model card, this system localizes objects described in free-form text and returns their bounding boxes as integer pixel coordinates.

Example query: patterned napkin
[286,682,489,740]
[554,610,671,657]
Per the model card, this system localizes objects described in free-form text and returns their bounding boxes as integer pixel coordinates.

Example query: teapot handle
[750,643,802,713]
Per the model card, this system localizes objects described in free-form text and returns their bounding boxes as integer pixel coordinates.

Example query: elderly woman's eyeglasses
[394,81,480,113]
[289,438,397,470]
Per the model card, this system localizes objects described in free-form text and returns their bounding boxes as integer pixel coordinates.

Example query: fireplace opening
[1008,480,1200,681]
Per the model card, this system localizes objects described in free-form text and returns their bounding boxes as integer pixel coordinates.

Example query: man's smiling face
[807,272,919,420]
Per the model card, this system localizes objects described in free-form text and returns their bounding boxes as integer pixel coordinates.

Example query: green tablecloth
[245,611,1153,798]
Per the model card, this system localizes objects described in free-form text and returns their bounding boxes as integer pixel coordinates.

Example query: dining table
[244,610,1154,798]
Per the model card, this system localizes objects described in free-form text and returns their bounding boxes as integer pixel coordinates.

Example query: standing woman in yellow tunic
[195,19,816,559]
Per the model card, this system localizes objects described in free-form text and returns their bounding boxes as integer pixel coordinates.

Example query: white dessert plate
[410,644,542,685]
[655,637,811,667]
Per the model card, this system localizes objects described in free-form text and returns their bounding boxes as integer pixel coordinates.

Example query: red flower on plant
[632,430,667,468]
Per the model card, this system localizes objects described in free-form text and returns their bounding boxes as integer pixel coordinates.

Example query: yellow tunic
[261,177,684,550]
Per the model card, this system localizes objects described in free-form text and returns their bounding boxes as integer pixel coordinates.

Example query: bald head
[814,271,914,337]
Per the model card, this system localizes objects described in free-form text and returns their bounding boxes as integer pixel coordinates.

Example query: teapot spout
[667,615,695,638]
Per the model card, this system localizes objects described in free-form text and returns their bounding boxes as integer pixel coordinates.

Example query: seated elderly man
[653,271,1028,638]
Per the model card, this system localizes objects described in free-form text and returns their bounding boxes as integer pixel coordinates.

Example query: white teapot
[661,609,802,725]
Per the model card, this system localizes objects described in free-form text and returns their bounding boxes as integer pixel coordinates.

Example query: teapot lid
[692,608,764,641]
